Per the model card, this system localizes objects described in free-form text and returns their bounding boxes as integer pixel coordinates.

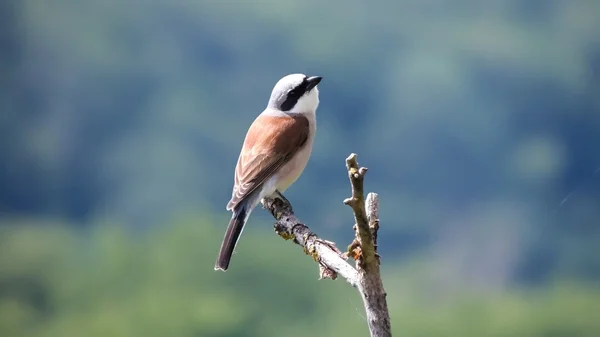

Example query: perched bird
[215,73,323,271]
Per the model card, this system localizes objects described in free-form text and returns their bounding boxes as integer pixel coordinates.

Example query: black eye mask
[280,77,310,112]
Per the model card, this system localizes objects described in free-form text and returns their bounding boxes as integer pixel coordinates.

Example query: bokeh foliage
[1,0,600,335]
[1,218,599,337]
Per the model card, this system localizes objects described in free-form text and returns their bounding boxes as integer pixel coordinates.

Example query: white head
[267,73,322,114]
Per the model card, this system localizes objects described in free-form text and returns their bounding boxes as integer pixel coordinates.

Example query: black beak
[305,76,323,91]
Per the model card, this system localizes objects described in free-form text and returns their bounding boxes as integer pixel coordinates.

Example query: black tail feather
[214,207,248,271]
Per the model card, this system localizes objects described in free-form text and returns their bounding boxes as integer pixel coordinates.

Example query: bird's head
[268,73,323,114]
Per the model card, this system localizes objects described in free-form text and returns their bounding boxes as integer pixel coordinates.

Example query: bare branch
[261,197,359,287]
[366,192,381,262]
[261,153,391,337]
[343,153,377,269]
[344,154,392,337]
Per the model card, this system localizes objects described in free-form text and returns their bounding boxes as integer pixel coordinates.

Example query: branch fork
[261,153,392,337]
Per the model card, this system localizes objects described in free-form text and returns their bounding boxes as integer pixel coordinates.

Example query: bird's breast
[274,115,316,192]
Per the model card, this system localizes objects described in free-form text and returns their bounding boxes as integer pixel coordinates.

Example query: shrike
[214,73,323,271]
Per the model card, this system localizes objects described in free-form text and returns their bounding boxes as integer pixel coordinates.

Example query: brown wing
[226,114,310,210]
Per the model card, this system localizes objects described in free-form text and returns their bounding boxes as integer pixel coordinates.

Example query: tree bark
[261,153,392,337]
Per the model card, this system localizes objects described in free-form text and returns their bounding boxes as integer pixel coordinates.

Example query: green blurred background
[1,0,600,336]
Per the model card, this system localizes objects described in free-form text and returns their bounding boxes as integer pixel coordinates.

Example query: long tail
[214,202,252,271]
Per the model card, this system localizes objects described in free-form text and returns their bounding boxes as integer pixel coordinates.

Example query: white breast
[263,113,316,195]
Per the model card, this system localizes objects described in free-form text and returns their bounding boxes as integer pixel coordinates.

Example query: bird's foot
[274,190,291,206]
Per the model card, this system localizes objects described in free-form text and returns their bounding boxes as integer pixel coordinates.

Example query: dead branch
[261,153,392,337]
[261,197,359,287]
[344,154,391,337]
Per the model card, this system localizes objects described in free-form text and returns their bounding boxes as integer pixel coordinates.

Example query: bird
[214,73,323,271]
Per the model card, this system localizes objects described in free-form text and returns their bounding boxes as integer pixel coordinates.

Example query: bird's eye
[288,89,299,97]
